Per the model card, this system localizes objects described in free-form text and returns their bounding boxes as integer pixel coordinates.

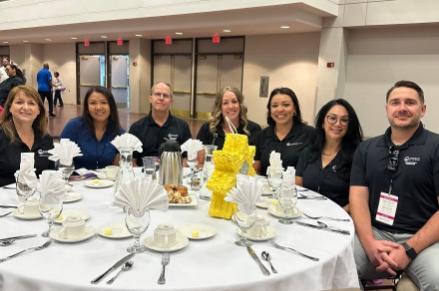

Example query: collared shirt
[254,122,315,175]
[0,128,54,187]
[350,124,439,234]
[61,117,125,169]
[36,68,52,92]
[0,66,8,84]
[296,148,352,207]
[129,113,192,163]
[0,75,25,106]
[196,120,261,149]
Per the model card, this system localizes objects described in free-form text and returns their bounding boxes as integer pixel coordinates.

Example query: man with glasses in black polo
[129,81,192,165]
[350,80,439,290]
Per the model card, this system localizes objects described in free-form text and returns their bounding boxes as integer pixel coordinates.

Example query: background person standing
[37,63,55,117]
[52,71,64,107]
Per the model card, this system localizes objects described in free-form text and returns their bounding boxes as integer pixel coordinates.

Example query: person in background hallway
[61,86,124,170]
[196,86,261,149]
[37,63,55,117]
[0,64,26,107]
[52,71,64,107]
[296,98,363,211]
[129,81,192,166]
[253,87,315,175]
[0,85,54,187]
[350,80,439,290]
[0,57,9,83]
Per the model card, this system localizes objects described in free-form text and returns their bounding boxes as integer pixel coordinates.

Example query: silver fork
[157,252,170,285]
[302,212,350,222]
[0,240,51,263]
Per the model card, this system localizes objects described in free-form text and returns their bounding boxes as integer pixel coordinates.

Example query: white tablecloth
[0,181,359,291]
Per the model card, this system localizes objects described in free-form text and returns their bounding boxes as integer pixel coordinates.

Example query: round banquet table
[0,178,359,291]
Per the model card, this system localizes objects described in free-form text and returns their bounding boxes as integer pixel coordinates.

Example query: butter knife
[246,246,270,276]
[0,204,17,209]
[91,253,135,284]
[0,240,51,263]
[0,234,38,243]
[295,221,350,235]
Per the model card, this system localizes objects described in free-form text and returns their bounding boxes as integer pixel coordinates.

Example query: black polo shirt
[129,114,192,163]
[254,123,315,175]
[297,148,351,207]
[350,124,439,234]
[0,128,54,187]
[196,120,261,149]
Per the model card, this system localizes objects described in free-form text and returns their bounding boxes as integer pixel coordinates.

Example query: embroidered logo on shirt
[286,142,302,147]
[404,156,420,166]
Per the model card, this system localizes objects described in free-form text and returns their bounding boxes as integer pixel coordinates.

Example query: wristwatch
[402,242,417,260]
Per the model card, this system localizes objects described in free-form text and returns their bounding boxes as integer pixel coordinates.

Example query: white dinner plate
[178,223,216,240]
[50,226,95,243]
[54,209,90,224]
[256,197,276,209]
[169,195,198,208]
[98,223,132,239]
[64,192,82,203]
[238,227,277,241]
[268,205,302,219]
[144,233,189,252]
[12,209,42,220]
[84,179,114,189]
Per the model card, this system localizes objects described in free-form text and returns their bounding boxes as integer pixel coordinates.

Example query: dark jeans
[38,90,54,115]
[53,89,63,107]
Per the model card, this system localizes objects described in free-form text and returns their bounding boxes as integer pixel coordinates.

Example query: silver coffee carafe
[159,138,183,185]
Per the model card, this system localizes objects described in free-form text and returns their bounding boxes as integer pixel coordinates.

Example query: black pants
[53,89,64,107]
[38,90,54,116]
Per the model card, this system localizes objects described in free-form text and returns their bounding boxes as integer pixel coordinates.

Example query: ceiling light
[3,41,8,44]
[175,32,184,35]
[100,35,108,39]
[22,40,29,43]
[71,37,78,40]
[135,34,143,37]
[223,29,231,33]
[45,38,52,42]
[280,25,290,29]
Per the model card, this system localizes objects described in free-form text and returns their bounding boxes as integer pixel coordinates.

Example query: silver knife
[90,253,135,284]
[0,234,38,243]
[246,246,270,276]
[0,204,17,209]
[295,221,350,235]
[0,240,52,263]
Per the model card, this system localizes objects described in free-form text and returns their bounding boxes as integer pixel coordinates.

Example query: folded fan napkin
[39,170,65,196]
[114,178,168,213]
[225,174,263,215]
[48,138,82,165]
[283,166,296,186]
[266,151,283,176]
[181,139,204,161]
[16,152,38,186]
[111,133,143,153]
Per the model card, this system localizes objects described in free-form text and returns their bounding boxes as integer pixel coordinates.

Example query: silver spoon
[261,251,278,273]
[106,260,134,284]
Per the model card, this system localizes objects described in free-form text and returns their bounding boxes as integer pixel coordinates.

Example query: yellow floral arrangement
[207,133,255,219]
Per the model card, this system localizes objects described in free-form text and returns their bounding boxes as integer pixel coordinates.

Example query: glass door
[110,55,129,108]
[79,55,106,101]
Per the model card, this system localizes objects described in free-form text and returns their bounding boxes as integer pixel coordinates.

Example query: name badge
[375,192,398,225]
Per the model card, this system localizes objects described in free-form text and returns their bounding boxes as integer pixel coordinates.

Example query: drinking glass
[57,161,75,192]
[277,186,298,224]
[39,191,64,237]
[125,208,150,253]
[267,169,283,199]
[142,156,158,180]
[203,145,217,181]
[232,210,257,246]
[15,173,37,214]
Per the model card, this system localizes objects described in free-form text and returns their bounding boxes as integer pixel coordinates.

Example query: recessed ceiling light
[45,38,52,42]
[280,25,290,29]
[22,40,29,43]
[100,35,108,39]
[3,41,8,44]
[175,32,184,35]
[223,29,231,33]
[71,37,78,40]
[135,34,143,37]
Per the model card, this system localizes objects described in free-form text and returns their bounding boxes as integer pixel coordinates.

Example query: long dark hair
[307,98,363,178]
[266,87,303,127]
[82,86,121,137]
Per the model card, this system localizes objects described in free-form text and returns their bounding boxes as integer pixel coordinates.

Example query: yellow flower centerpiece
[207,133,255,219]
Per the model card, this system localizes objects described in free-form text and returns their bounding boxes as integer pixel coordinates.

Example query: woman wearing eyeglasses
[296,99,363,211]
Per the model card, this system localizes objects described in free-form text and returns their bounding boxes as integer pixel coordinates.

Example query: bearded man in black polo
[350,80,439,290]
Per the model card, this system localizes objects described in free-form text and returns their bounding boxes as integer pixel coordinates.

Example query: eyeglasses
[153,92,171,99]
[387,146,400,172]
[325,114,349,126]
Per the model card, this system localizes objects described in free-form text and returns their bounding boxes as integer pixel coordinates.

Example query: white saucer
[98,224,132,239]
[238,227,277,241]
[54,209,90,224]
[50,226,95,243]
[178,223,216,240]
[256,198,276,209]
[64,192,82,203]
[84,179,114,188]
[144,233,189,252]
[268,205,302,219]
[169,195,198,208]
[12,209,42,220]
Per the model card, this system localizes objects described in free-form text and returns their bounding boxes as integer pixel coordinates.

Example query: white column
[129,38,151,114]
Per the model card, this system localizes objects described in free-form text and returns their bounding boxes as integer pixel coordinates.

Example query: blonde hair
[209,86,249,135]
[0,85,48,142]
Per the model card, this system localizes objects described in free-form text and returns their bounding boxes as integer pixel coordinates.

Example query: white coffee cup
[22,200,40,216]
[62,216,86,238]
[104,166,119,180]
[154,224,177,247]
[247,217,270,238]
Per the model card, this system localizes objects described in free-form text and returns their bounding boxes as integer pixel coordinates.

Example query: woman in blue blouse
[61,86,124,169]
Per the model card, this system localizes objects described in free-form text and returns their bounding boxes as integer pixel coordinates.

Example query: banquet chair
[396,274,419,291]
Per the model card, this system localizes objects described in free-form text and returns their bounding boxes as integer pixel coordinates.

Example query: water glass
[142,156,158,179]
[125,208,150,253]
[15,173,37,214]
[267,169,283,199]
[278,186,298,224]
[39,191,64,237]
[57,161,75,191]
[232,210,257,246]
[203,145,217,181]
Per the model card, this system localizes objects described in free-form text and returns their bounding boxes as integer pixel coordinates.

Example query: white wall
[243,33,320,127]
[344,25,439,137]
